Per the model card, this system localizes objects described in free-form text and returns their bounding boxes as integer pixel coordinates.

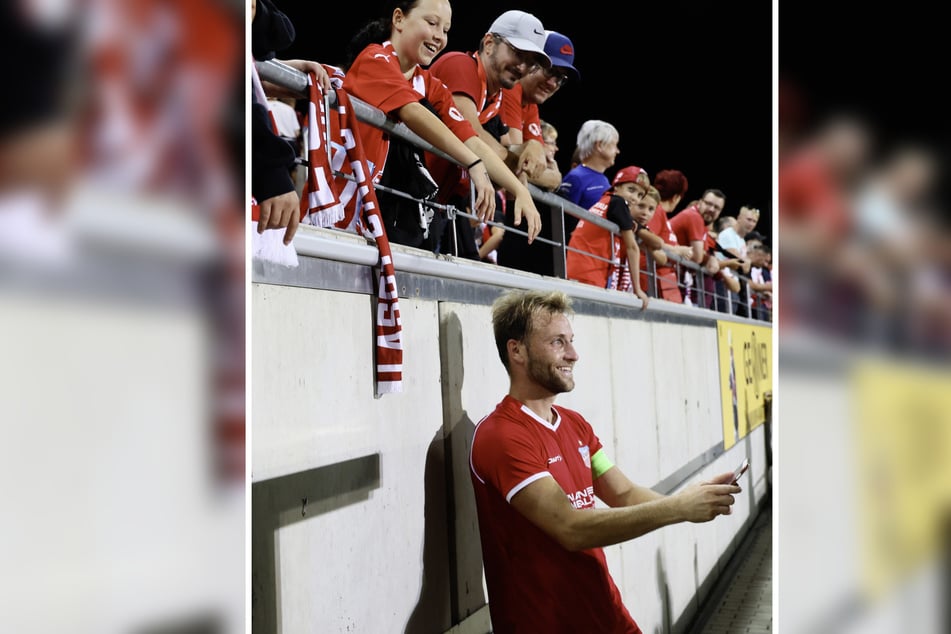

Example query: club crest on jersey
[578,445,591,469]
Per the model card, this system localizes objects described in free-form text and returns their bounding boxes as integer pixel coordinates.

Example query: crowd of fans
[251,1,772,320]
[779,109,948,351]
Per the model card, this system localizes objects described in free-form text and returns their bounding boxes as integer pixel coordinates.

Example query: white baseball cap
[488,10,550,63]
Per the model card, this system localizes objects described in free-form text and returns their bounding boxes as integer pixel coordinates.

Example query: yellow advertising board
[716,321,772,449]
[853,359,951,600]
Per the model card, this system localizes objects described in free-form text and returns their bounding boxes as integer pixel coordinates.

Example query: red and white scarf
[299,69,345,228]
[300,69,403,394]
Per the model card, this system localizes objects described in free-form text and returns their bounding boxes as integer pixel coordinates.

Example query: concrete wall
[2,200,245,634]
[252,271,770,633]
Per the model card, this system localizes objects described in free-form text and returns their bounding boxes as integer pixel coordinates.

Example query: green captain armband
[591,449,615,478]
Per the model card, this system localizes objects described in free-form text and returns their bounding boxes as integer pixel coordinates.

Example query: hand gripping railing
[255,60,619,269]
[256,59,771,320]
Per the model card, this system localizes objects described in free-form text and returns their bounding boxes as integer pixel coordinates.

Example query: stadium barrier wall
[251,225,772,633]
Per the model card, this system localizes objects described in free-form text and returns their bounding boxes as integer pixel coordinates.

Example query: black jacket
[251,0,297,202]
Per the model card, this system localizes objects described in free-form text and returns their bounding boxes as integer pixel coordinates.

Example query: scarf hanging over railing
[299,69,346,228]
[300,69,403,394]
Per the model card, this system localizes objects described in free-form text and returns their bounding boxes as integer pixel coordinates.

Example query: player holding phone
[732,459,750,485]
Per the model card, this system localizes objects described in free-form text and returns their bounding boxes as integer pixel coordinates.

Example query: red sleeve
[343,43,423,115]
[779,151,850,236]
[521,103,542,142]
[424,71,476,142]
[668,210,687,245]
[499,84,523,131]
[670,208,706,244]
[646,207,677,246]
[567,410,603,456]
[428,52,482,103]
[646,207,664,235]
[471,418,550,502]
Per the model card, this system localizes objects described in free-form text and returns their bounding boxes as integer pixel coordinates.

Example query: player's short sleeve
[471,418,550,503]
[572,410,604,456]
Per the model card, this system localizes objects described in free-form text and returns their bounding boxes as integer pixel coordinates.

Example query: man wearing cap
[499,29,580,190]
[492,29,580,276]
[427,10,552,189]
[425,9,551,258]
[565,165,652,310]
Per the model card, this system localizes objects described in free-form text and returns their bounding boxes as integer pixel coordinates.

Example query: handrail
[256,59,456,166]
[256,59,771,321]
[255,59,618,236]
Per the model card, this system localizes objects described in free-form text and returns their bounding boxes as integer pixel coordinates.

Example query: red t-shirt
[500,82,543,142]
[428,51,503,124]
[778,146,851,238]
[427,51,504,201]
[641,206,683,302]
[470,395,641,634]
[566,194,634,289]
[669,204,707,249]
[342,41,476,183]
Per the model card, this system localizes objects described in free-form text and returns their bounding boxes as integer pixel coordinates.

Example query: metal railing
[256,59,771,321]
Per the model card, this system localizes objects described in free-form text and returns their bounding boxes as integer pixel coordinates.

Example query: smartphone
[731,458,750,485]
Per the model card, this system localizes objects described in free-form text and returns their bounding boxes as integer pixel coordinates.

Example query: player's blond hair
[492,290,574,372]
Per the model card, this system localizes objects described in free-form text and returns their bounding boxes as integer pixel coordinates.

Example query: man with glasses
[499,30,580,191]
[493,29,580,276]
[669,189,725,308]
[426,9,551,259]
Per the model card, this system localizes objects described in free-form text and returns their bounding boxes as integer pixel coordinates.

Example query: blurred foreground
[778,74,950,632]
[1,2,246,633]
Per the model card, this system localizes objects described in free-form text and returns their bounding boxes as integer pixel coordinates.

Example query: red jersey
[343,41,476,183]
[427,51,504,201]
[428,51,503,124]
[566,194,634,289]
[500,82,543,142]
[669,204,707,248]
[641,205,683,302]
[779,146,851,238]
[470,395,641,634]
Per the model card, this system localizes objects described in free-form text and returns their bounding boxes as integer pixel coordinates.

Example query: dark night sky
[778,5,949,214]
[274,1,775,241]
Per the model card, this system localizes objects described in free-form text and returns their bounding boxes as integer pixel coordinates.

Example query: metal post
[645,251,658,298]
[551,202,567,279]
